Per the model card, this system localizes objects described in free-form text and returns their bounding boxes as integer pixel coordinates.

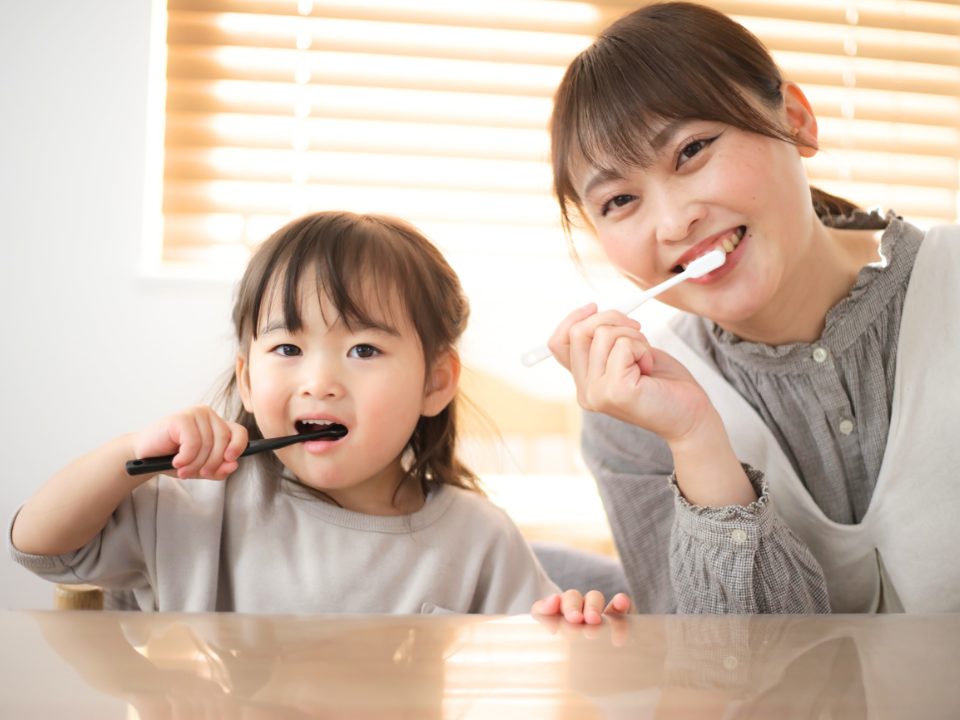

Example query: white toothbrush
[520,248,727,367]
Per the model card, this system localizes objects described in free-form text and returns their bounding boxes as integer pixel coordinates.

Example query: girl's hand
[547,305,713,444]
[133,405,248,480]
[531,590,632,625]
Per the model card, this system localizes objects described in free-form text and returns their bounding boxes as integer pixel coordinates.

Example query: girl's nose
[298,362,345,399]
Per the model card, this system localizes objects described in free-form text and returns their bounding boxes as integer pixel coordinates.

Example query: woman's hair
[219,210,482,498]
[551,1,858,237]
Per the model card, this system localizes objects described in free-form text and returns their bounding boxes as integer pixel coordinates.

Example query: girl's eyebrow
[258,319,289,336]
[351,319,401,337]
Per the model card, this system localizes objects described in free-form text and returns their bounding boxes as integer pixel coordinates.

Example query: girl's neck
[321,473,426,516]
[719,221,882,346]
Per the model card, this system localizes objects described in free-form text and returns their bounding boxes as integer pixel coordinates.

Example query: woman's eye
[273,344,301,357]
[349,343,380,359]
[601,194,637,217]
[676,136,717,168]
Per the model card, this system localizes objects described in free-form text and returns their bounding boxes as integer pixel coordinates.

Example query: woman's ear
[782,81,819,158]
[421,350,460,418]
[235,354,255,413]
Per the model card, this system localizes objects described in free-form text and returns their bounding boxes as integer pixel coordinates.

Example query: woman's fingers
[568,312,643,402]
[547,303,597,370]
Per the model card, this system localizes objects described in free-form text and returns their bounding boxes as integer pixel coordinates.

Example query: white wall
[0,0,236,608]
[0,0,639,609]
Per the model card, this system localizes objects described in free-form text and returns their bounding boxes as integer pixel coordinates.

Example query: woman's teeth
[678,226,745,271]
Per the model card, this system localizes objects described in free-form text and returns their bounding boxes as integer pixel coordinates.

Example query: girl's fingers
[582,590,607,625]
[179,411,215,478]
[560,588,585,624]
[531,593,562,616]
[170,414,202,473]
[198,416,233,479]
[224,423,249,464]
[604,592,632,616]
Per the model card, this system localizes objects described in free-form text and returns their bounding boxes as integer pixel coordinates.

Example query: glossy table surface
[2,610,958,719]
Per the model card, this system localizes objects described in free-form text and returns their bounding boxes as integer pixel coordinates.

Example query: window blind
[161,0,960,269]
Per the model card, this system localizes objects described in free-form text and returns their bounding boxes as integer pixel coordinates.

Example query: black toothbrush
[125,426,348,476]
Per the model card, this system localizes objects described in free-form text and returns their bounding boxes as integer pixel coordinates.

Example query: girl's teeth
[722,237,735,253]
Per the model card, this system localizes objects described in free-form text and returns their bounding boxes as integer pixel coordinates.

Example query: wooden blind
[161,0,960,268]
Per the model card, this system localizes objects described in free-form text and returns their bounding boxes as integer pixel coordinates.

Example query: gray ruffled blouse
[581,210,922,613]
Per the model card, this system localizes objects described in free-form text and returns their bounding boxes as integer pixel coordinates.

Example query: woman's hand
[531,589,632,625]
[548,305,757,507]
[133,405,248,480]
[547,305,713,444]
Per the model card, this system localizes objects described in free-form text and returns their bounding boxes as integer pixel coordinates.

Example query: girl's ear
[782,81,819,158]
[235,354,255,413]
[421,350,460,418]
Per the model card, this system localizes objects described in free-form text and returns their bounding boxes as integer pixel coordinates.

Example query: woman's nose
[653,190,705,245]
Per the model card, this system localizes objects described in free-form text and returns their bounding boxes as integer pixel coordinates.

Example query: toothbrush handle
[613,272,687,316]
[521,269,693,368]
[521,344,554,367]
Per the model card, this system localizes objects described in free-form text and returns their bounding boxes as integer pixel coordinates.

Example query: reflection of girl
[11,212,562,613]
[538,2,960,614]
[30,612,468,719]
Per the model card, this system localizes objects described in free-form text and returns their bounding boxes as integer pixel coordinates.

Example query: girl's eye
[349,343,380,359]
[273,344,301,357]
[601,194,637,217]
[676,135,718,168]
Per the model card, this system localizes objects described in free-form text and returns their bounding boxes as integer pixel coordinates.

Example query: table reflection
[17,611,960,718]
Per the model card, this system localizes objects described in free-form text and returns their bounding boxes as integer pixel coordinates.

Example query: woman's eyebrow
[650,119,692,151]
[581,120,694,198]
[582,167,625,198]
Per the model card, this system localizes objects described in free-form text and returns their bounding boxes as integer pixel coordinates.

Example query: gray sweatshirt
[9,464,559,614]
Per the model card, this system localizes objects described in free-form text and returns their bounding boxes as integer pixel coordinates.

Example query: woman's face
[573,117,817,330]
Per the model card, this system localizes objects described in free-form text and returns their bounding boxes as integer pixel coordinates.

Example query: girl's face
[236,280,455,514]
[575,115,818,332]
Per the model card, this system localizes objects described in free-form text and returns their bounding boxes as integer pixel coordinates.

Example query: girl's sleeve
[7,479,159,592]
[582,410,830,614]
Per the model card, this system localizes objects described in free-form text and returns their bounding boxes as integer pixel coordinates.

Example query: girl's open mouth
[295,420,348,439]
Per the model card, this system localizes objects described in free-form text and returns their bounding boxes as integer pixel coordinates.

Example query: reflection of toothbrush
[521,249,727,367]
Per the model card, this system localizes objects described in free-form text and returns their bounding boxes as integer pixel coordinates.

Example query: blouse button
[839,419,855,435]
[730,529,748,544]
[812,347,829,363]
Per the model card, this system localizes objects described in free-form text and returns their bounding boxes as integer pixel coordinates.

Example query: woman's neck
[719,222,882,346]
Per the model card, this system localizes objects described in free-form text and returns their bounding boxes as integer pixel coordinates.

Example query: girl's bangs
[249,219,406,340]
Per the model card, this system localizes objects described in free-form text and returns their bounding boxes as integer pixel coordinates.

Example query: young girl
[10,210,620,616]
[533,1,960,616]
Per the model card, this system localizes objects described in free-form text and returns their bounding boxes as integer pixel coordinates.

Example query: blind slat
[162,1,960,268]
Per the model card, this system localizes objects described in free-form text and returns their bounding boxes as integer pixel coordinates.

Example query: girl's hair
[551,1,859,238]
[219,211,482,498]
